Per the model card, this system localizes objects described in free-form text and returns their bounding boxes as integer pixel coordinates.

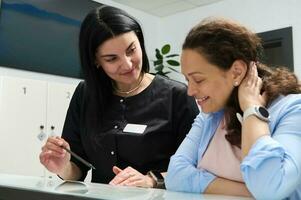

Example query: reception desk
[0,173,252,200]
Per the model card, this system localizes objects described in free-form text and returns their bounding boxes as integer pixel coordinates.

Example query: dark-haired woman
[39,5,198,188]
[166,18,301,199]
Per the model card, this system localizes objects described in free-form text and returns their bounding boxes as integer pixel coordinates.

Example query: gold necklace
[113,74,144,95]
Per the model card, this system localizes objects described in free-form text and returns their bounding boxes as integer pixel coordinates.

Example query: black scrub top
[62,75,199,183]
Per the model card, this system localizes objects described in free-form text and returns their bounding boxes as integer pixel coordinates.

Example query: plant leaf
[167,60,180,66]
[155,49,163,59]
[166,54,179,58]
[168,66,180,73]
[154,59,163,66]
[155,64,164,72]
[161,44,170,55]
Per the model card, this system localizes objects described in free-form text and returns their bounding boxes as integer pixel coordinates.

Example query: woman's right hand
[39,136,71,174]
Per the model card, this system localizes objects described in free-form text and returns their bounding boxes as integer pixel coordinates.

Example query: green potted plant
[152,44,180,77]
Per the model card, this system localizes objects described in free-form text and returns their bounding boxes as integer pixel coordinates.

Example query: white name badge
[123,123,147,134]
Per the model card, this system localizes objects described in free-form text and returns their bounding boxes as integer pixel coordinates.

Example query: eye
[195,79,204,84]
[126,46,136,55]
[104,56,117,63]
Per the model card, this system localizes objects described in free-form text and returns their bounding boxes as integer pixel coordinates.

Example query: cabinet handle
[22,87,27,95]
[37,125,47,141]
[50,126,55,137]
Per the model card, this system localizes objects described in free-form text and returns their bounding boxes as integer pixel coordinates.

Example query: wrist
[57,161,72,179]
[147,170,165,189]
[241,103,261,112]
[146,175,156,188]
[237,105,270,124]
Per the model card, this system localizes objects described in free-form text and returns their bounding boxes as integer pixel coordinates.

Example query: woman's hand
[109,166,155,188]
[39,136,71,174]
[238,62,267,111]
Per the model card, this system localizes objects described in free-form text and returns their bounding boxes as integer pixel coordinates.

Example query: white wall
[160,0,301,79]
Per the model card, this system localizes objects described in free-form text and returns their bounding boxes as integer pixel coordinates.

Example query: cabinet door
[46,82,77,136]
[0,76,47,176]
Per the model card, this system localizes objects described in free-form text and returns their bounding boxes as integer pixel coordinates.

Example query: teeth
[196,96,208,102]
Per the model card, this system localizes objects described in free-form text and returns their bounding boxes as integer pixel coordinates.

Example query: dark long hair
[79,5,150,138]
[183,18,301,147]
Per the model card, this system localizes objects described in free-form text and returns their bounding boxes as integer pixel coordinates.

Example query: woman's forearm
[58,162,82,180]
[204,177,252,197]
[241,116,270,158]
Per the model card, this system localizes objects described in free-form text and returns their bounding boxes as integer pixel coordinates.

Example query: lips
[121,68,135,75]
[196,96,209,106]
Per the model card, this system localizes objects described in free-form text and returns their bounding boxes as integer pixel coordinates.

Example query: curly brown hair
[183,18,301,148]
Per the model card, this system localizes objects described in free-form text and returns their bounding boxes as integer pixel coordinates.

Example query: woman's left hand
[238,62,267,111]
[109,166,155,188]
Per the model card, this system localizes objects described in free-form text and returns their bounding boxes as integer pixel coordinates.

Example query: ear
[230,60,247,86]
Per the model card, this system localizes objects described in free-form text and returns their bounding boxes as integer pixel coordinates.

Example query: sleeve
[61,81,89,181]
[172,84,200,147]
[241,102,301,199]
[166,114,217,193]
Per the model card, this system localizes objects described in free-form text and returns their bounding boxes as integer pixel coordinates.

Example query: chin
[201,109,211,114]
[201,106,220,114]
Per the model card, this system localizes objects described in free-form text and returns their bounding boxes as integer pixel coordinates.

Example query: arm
[58,161,82,180]
[61,82,90,181]
[241,116,269,158]
[172,84,200,146]
[205,177,252,197]
[166,114,217,193]
[241,101,301,199]
[238,64,301,199]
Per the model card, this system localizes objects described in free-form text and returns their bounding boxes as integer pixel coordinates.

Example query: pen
[60,146,96,170]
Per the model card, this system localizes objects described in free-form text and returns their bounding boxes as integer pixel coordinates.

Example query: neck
[113,74,145,95]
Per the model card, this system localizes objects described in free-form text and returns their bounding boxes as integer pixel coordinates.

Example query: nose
[187,82,197,97]
[121,55,133,71]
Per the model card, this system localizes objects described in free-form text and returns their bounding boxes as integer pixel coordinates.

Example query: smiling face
[181,49,237,113]
[95,31,143,90]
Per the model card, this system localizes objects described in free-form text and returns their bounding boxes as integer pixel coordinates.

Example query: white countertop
[0,173,253,200]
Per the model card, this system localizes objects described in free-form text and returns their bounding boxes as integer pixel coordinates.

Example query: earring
[96,64,100,69]
[234,81,239,86]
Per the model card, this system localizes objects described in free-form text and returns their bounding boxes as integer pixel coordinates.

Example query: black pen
[60,146,96,170]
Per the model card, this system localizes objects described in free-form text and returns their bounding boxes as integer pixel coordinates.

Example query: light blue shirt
[166,94,301,199]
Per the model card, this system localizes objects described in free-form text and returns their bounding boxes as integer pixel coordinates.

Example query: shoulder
[154,75,187,89]
[70,81,86,105]
[269,94,301,129]
[76,81,86,92]
[269,94,301,112]
[152,75,188,93]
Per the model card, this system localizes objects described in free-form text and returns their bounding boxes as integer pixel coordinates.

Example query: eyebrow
[187,71,203,76]
[100,41,136,58]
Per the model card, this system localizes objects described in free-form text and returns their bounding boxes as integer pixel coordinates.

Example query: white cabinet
[0,76,77,177]
[47,82,77,136]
